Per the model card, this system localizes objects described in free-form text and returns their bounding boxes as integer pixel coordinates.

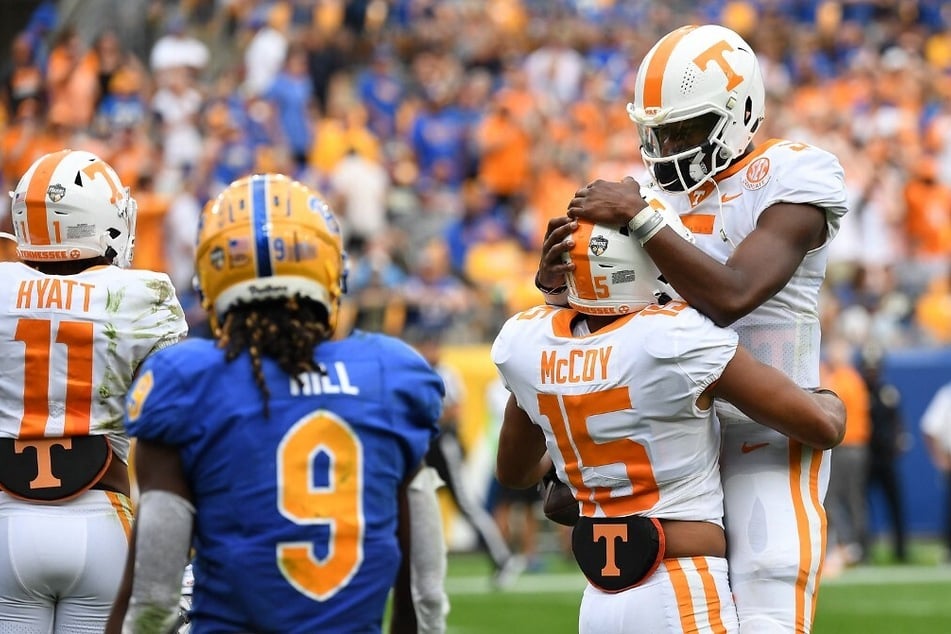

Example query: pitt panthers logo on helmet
[195,174,346,331]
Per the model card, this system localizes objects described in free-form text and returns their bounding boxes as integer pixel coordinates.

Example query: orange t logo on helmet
[693,41,744,92]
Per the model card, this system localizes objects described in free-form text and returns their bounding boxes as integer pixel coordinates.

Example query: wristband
[627,207,667,245]
[534,272,567,296]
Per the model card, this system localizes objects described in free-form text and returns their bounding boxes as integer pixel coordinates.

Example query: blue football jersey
[125,330,443,633]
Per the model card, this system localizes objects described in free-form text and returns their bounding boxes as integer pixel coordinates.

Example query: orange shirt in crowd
[527,164,582,250]
[107,137,156,192]
[570,98,608,158]
[475,106,531,197]
[131,190,170,273]
[1,124,69,186]
[915,275,951,344]
[46,47,99,129]
[821,362,871,447]
[903,161,951,258]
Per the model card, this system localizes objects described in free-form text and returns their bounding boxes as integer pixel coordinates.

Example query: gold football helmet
[195,174,346,331]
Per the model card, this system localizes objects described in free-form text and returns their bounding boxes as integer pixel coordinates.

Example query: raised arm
[561,178,827,326]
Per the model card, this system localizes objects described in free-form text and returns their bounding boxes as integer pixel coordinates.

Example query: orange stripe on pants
[694,557,727,633]
[667,559,699,632]
[106,490,134,542]
[668,557,730,633]
[789,442,826,633]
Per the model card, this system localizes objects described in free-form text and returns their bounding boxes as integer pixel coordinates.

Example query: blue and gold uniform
[120,173,444,633]
[126,329,442,632]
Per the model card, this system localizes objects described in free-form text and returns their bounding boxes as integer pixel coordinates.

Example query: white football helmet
[627,24,765,193]
[566,197,693,316]
[8,149,137,267]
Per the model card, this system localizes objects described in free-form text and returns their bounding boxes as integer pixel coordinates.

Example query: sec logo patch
[742,157,771,190]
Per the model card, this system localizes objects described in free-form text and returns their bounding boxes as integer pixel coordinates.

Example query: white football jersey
[492,301,737,525]
[643,139,848,419]
[0,262,188,461]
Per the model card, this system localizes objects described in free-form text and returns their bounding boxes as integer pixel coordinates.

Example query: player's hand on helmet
[535,215,576,294]
[567,178,649,227]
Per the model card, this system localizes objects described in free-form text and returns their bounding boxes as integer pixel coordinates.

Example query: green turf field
[439,542,951,633]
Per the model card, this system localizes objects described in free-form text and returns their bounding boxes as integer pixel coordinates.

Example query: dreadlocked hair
[217,294,333,417]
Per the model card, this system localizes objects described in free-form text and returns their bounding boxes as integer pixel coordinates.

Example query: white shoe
[492,555,526,589]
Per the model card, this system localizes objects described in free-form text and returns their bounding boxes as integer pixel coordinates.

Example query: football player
[537,24,849,633]
[0,149,188,632]
[107,174,449,633]
[494,216,845,633]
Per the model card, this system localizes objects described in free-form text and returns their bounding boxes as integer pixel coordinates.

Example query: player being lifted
[0,149,188,632]
[537,24,849,633]
[495,214,844,633]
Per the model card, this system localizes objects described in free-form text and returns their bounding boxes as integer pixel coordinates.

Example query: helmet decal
[589,235,608,256]
[46,183,66,203]
[250,175,274,278]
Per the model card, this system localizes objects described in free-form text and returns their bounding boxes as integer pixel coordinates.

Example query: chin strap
[0,231,17,244]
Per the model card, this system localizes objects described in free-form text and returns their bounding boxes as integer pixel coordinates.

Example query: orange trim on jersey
[695,557,728,633]
[106,490,134,541]
[550,310,638,339]
[681,214,716,235]
[642,26,697,110]
[569,221,597,302]
[713,138,784,182]
[666,559,699,632]
[24,149,69,246]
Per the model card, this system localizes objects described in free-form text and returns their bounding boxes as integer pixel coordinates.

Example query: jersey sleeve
[490,316,516,390]
[124,271,189,371]
[759,142,849,241]
[642,306,738,409]
[377,336,444,473]
[124,341,204,447]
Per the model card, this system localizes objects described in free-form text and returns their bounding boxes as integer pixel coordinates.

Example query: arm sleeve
[407,466,450,634]
[758,143,849,240]
[122,490,194,634]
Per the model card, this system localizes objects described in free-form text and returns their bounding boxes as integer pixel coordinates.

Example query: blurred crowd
[1,0,950,350]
